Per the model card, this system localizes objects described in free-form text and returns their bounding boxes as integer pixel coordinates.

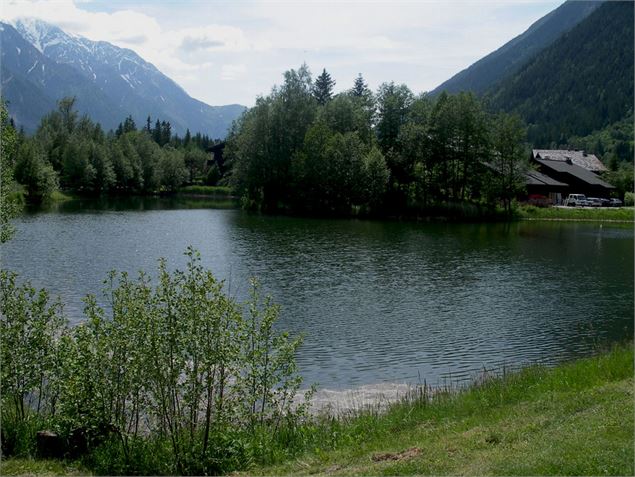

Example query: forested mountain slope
[431,1,602,96]
[486,1,633,149]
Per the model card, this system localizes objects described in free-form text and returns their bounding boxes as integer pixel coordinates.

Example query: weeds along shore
[2,340,632,476]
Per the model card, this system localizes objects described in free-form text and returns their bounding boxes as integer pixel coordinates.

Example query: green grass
[249,343,634,476]
[49,190,73,202]
[176,185,234,197]
[518,205,634,222]
[0,458,88,476]
[2,345,632,476]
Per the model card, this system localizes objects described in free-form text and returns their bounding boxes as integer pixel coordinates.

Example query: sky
[2,0,564,107]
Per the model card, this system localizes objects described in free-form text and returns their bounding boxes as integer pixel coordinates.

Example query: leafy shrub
[624,191,634,206]
[0,249,310,473]
[0,270,65,456]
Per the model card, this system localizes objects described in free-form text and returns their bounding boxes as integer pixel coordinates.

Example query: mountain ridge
[486,1,634,150]
[1,18,246,137]
[431,0,603,96]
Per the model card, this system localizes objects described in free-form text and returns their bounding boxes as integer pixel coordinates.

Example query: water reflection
[2,199,633,390]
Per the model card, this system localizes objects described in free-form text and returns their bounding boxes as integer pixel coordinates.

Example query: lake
[1,197,633,392]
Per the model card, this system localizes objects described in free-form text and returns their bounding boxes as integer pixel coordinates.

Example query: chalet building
[532,149,607,173]
[528,149,614,204]
[206,142,226,174]
[525,170,568,204]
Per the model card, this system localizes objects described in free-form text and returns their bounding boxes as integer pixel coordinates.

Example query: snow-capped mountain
[1,18,245,136]
[1,22,121,131]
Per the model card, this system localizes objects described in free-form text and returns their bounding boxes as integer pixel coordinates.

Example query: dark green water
[2,197,633,390]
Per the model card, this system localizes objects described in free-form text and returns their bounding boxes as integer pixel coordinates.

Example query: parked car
[599,198,611,207]
[564,194,588,207]
[587,197,602,207]
[610,198,623,207]
[527,194,550,207]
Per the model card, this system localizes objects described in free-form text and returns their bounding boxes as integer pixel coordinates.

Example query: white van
[564,194,588,207]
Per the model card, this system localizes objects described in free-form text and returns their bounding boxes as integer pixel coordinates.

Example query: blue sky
[3,0,563,106]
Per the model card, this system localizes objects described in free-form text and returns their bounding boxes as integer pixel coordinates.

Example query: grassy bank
[2,344,632,476]
[175,185,235,198]
[518,205,634,222]
[252,343,633,476]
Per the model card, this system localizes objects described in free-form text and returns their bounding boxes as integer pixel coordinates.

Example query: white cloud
[1,0,563,106]
[221,64,247,81]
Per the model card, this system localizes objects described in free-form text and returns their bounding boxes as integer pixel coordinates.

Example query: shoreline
[2,343,631,476]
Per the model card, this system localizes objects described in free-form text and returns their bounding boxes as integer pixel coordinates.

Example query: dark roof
[535,158,614,188]
[482,162,568,188]
[525,169,568,187]
[206,142,226,153]
[532,149,607,172]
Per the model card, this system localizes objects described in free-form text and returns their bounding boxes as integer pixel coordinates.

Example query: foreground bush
[0,249,311,474]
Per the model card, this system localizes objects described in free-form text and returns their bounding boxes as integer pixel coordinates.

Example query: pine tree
[153,119,162,144]
[313,68,335,105]
[146,116,152,133]
[123,115,136,134]
[184,129,191,147]
[160,121,171,146]
[352,73,368,97]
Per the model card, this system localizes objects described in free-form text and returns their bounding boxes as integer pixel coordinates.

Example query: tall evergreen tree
[161,121,171,146]
[146,116,152,133]
[351,73,368,97]
[153,119,162,144]
[313,68,335,105]
[123,115,136,134]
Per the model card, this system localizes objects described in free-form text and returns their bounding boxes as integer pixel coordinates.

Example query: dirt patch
[371,447,422,462]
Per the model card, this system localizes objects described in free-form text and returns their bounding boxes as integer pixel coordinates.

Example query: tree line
[2,98,220,203]
[226,65,528,217]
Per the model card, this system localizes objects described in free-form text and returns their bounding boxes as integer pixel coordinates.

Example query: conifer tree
[123,115,136,134]
[352,73,369,97]
[153,119,162,144]
[161,121,171,146]
[313,68,335,105]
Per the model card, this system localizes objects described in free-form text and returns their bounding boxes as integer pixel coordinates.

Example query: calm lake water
[1,197,633,391]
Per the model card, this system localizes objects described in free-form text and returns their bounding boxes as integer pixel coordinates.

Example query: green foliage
[0,249,310,474]
[624,192,634,207]
[375,82,414,153]
[0,270,65,456]
[13,139,59,203]
[487,114,528,214]
[229,64,317,211]
[362,147,390,210]
[567,115,634,164]
[230,67,525,218]
[1,100,20,242]
[12,99,218,197]
[183,147,208,183]
[603,161,634,200]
